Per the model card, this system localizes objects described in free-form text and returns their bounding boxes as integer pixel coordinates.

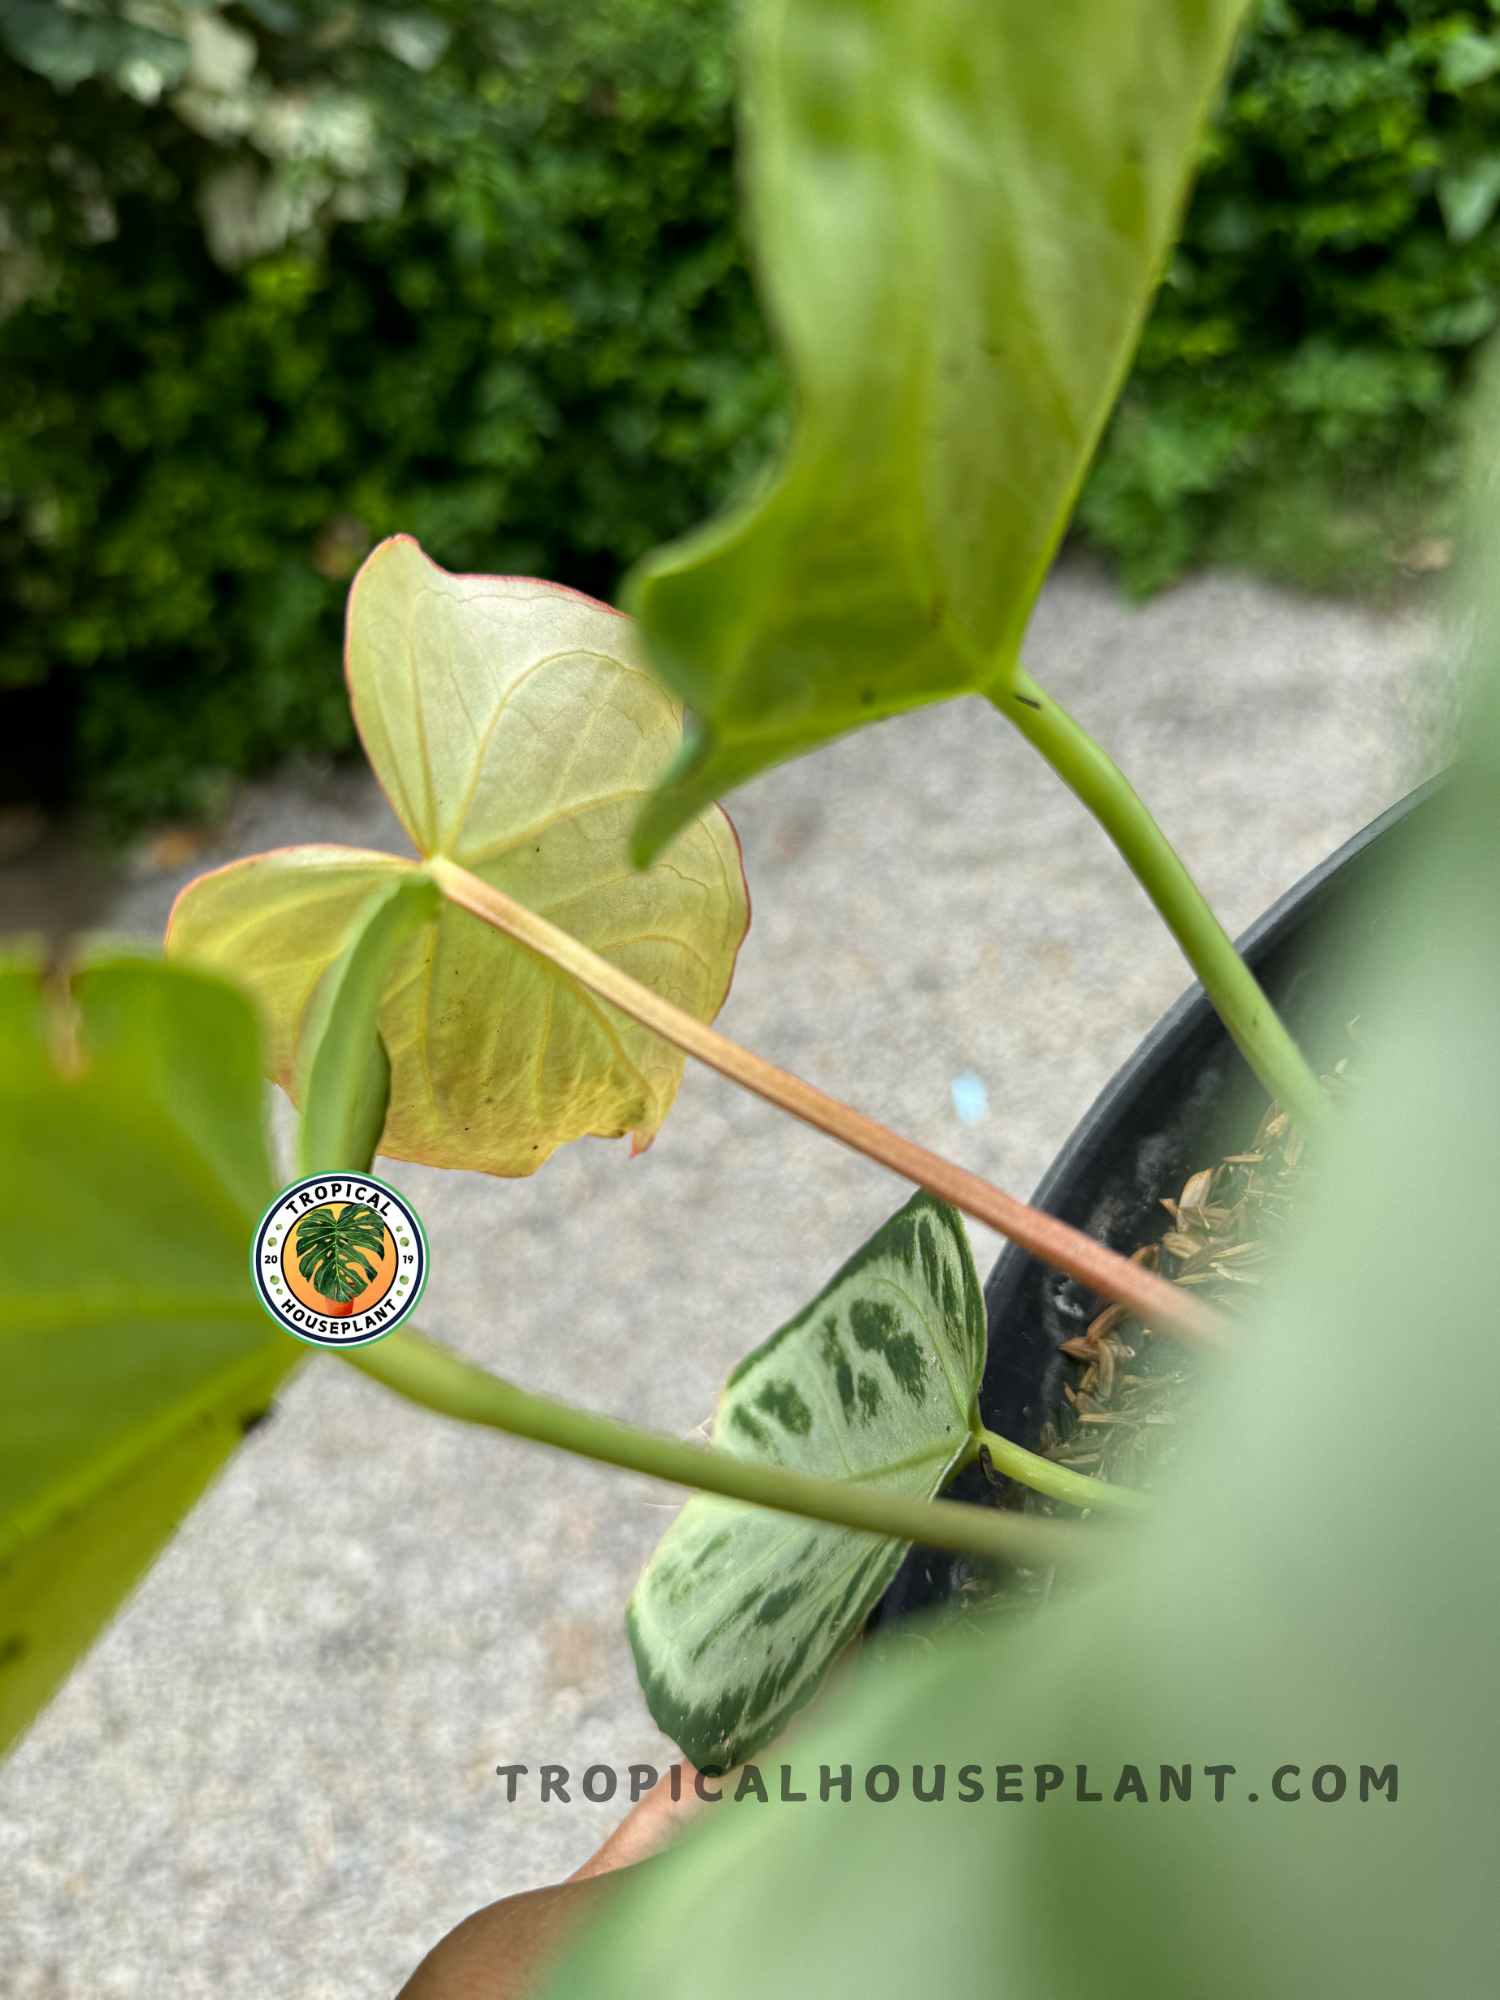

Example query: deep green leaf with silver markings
[627,1191,986,1770]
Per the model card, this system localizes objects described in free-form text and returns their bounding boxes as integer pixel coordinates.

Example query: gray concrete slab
[0,560,1443,1997]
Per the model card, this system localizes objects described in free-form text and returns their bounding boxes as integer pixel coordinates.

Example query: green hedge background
[2,0,1498,825]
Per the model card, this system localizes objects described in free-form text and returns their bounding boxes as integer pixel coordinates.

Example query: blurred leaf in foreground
[0,958,298,1761]
[547,517,1500,2000]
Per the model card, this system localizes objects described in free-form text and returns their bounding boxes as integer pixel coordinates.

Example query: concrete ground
[0,560,1443,1998]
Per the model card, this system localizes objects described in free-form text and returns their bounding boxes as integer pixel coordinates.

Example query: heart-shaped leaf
[167,538,750,1177]
[627,0,1247,860]
[627,1191,986,1771]
[0,957,297,1760]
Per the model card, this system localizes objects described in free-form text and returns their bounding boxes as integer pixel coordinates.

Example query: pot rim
[1003,768,1449,1244]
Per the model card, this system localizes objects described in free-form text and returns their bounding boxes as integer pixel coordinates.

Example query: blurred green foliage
[2,0,1498,823]
[0,0,779,822]
[1083,0,1500,593]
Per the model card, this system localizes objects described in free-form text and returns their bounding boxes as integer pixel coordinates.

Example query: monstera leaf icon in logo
[251,1173,426,1348]
[294,1203,387,1315]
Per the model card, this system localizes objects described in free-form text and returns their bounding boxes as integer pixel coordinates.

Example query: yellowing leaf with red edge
[167,538,749,1177]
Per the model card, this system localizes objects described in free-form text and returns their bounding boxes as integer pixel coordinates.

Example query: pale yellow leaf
[167,539,749,1175]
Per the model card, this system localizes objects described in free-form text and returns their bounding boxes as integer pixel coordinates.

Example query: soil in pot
[1029,1085,1317,1504]
[870,774,1444,1636]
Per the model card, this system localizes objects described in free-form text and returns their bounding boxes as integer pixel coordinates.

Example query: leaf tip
[631,722,718,869]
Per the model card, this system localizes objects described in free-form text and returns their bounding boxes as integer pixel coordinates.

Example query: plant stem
[426,855,1225,1346]
[993,672,1327,1135]
[345,1328,1095,1567]
[978,1427,1146,1515]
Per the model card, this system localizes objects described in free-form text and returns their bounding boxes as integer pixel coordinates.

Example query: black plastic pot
[875,774,1444,1626]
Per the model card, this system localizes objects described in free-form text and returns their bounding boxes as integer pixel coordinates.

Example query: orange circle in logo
[280,1201,400,1319]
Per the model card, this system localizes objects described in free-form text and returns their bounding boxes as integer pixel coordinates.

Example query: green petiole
[976,1427,1147,1516]
[993,669,1327,1134]
[342,1328,1118,1567]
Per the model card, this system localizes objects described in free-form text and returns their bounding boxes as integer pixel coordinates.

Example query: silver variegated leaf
[627,1192,986,1770]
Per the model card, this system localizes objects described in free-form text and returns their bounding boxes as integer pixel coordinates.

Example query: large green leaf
[544,660,1500,2000]
[0,958,298,1760]
[542,367,1500,2000]
[168,537,750,1177]
[627,1191,985,1771]
[628,0,1248,860]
